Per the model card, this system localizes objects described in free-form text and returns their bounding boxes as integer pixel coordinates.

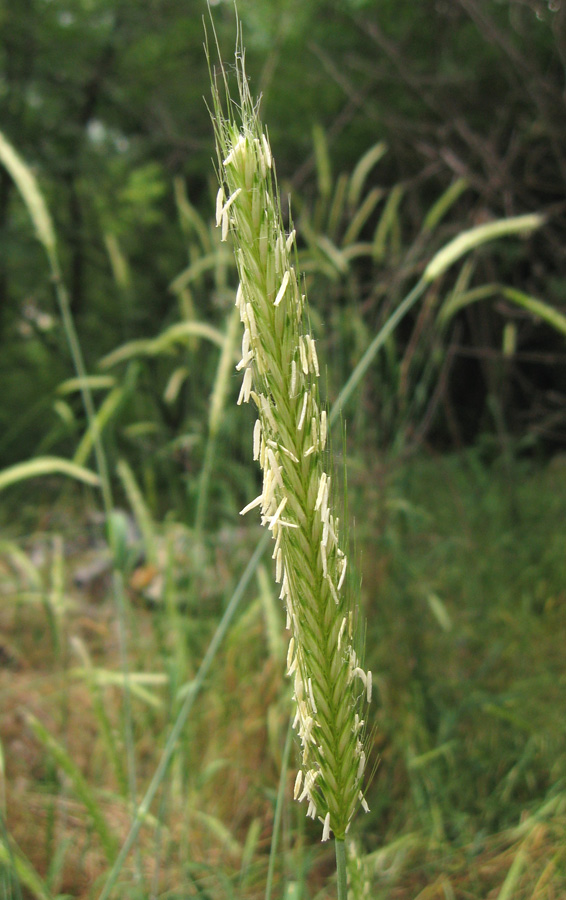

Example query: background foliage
[2,0,566,474]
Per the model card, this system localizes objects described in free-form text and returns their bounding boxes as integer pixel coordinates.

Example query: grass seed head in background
[208,30,372,842]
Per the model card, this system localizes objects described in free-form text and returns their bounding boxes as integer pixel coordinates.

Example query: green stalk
[329,278,427,428]
[335,839,348,900]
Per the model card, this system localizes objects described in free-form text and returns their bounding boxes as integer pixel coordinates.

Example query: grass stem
[335,839,347,900]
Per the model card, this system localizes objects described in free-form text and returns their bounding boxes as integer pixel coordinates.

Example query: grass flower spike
[209,36,372,847]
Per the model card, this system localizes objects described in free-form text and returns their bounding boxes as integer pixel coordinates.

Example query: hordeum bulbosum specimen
[208,28,372,867]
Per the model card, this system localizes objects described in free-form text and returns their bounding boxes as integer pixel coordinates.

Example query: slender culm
[209,38,371,843]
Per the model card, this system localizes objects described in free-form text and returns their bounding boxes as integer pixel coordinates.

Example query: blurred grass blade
[500,286,566,338]
[0,130,56,260]
[426,592,452,632]
[0,738,5,815]
[0,457,100,492]
[73,380,133,467]
[315,234,349,275]
[439,281,566,339]
[169,250,234,294]
[174,176,211,253]
[195,306,241,534]
[0,826,53,900]
[104,233,131,291]
[58,375,116,395]
[99,321,226,369]
[422,178,468,233]
[163,366,189,404]
[438,283,498,324]
[0,541,42,591]
[25,713,119,862]
[348,140,387,209]
[327,172,349,239]
[496,848,527,900]
[239,818,262,889]
[313,122,332,200]
[117,458,158,566]
[192,810,242,857]
[1,131,113,513]
[257,563,285,663]
[343,186,383,246]
[73,667,166,708]
[71,637,129,798]
[330,278,427,425]
[424,214,544,282]
[373,183,404,262]
[153,322,226,354]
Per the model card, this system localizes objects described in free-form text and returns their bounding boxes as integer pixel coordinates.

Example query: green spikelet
[208,34,371,842]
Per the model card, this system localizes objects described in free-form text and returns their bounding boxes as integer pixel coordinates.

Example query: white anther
[322,812,331,842]
[299,337,309,375]
[266,448,283,486]
[237,366,253,405]
[223,134,246,167]
[221,187,242,217]
[297,392,309,431]
[293,769,303,800]
[352,667,367,689]
[315,473,327,511]
[267,496,288,530]
[338,616,347,651]
[236,351,253,372]
[308,677,317,714]
[286,636,295,672]
[337,556,348,591]
[290,359,297,398]
[280,445,299,463]
[320,410,327,450]
[239,494,262,516]
[215,186,225,226]
[307,335,320,376]
[261,134,272,168]
[274,270,290,307]
[253,419,261,460]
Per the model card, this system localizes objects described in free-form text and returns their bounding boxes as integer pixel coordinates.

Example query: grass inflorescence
[208,34,372,846]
